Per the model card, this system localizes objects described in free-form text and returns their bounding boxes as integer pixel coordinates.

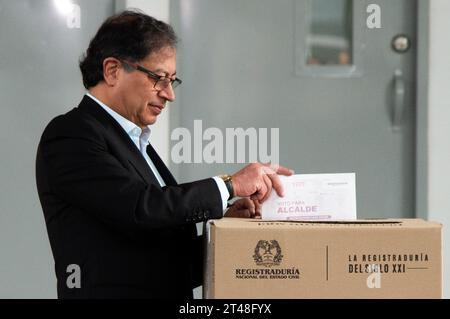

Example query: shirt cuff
[211,176,230,212]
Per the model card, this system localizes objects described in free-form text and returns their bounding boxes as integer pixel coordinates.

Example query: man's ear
[102,58,121,86]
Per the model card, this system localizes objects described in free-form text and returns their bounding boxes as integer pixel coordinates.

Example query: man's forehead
[143,47,175,64]
[142,47,177,75]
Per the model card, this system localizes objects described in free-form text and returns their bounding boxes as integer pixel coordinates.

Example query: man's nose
[158,83,176,102]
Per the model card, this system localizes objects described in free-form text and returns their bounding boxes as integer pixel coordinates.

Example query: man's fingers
[261,164,293,197]
[254,199,261,216]
[237,209,254,218]
[268,173,285,197]
[225,208,252,218]
[240,209,252,218]
[261,164,294,176]
[261,163,281,175]
[276,165,295,176]
[238,197,255,214]
[260,174,273,203]
[233,198,255,215]
[252,180,267,202]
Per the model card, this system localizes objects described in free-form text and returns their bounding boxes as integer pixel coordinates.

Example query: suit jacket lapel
[77,96,164,188]
[146,143,177,186]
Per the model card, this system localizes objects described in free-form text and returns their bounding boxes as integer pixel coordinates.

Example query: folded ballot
[261,173,357,221]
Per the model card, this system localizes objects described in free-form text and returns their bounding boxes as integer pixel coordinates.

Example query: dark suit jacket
[35,95,224,299]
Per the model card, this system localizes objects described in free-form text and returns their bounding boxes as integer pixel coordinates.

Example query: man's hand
[224,198,261,218]
[231,163,294,203]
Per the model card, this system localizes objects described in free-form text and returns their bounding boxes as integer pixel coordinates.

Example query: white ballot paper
[261,173,356,221]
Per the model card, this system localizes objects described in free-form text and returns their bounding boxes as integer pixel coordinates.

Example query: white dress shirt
[86,93,229,211]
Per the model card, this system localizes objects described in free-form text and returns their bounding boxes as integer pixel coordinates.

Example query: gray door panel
[171,0,417,219]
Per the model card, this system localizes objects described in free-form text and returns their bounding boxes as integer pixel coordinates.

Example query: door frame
[416,0,429,219]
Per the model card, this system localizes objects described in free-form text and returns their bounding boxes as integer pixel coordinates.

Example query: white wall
[116,0,171,164]
[428,0,450,299]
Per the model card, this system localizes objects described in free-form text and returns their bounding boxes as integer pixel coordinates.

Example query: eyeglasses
[121,60,182,90]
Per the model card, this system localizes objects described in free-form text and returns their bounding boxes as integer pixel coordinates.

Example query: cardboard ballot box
[204,218,442,299]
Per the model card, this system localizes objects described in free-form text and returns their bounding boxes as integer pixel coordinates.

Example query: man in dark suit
[35,10,293,299]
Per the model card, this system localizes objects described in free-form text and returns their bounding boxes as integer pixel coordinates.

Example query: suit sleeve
[37,119,224,234]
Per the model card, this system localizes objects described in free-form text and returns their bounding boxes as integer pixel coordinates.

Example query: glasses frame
[121,60,182,90]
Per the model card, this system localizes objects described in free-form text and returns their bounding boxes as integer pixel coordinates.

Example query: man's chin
[144,115,158,126]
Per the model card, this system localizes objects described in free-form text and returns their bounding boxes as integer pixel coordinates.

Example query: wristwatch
[219,174,234,200]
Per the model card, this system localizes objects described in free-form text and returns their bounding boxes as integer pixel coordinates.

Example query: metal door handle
[392,69,405,131]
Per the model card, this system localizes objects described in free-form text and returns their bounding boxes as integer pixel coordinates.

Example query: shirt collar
[85,93,152,142]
